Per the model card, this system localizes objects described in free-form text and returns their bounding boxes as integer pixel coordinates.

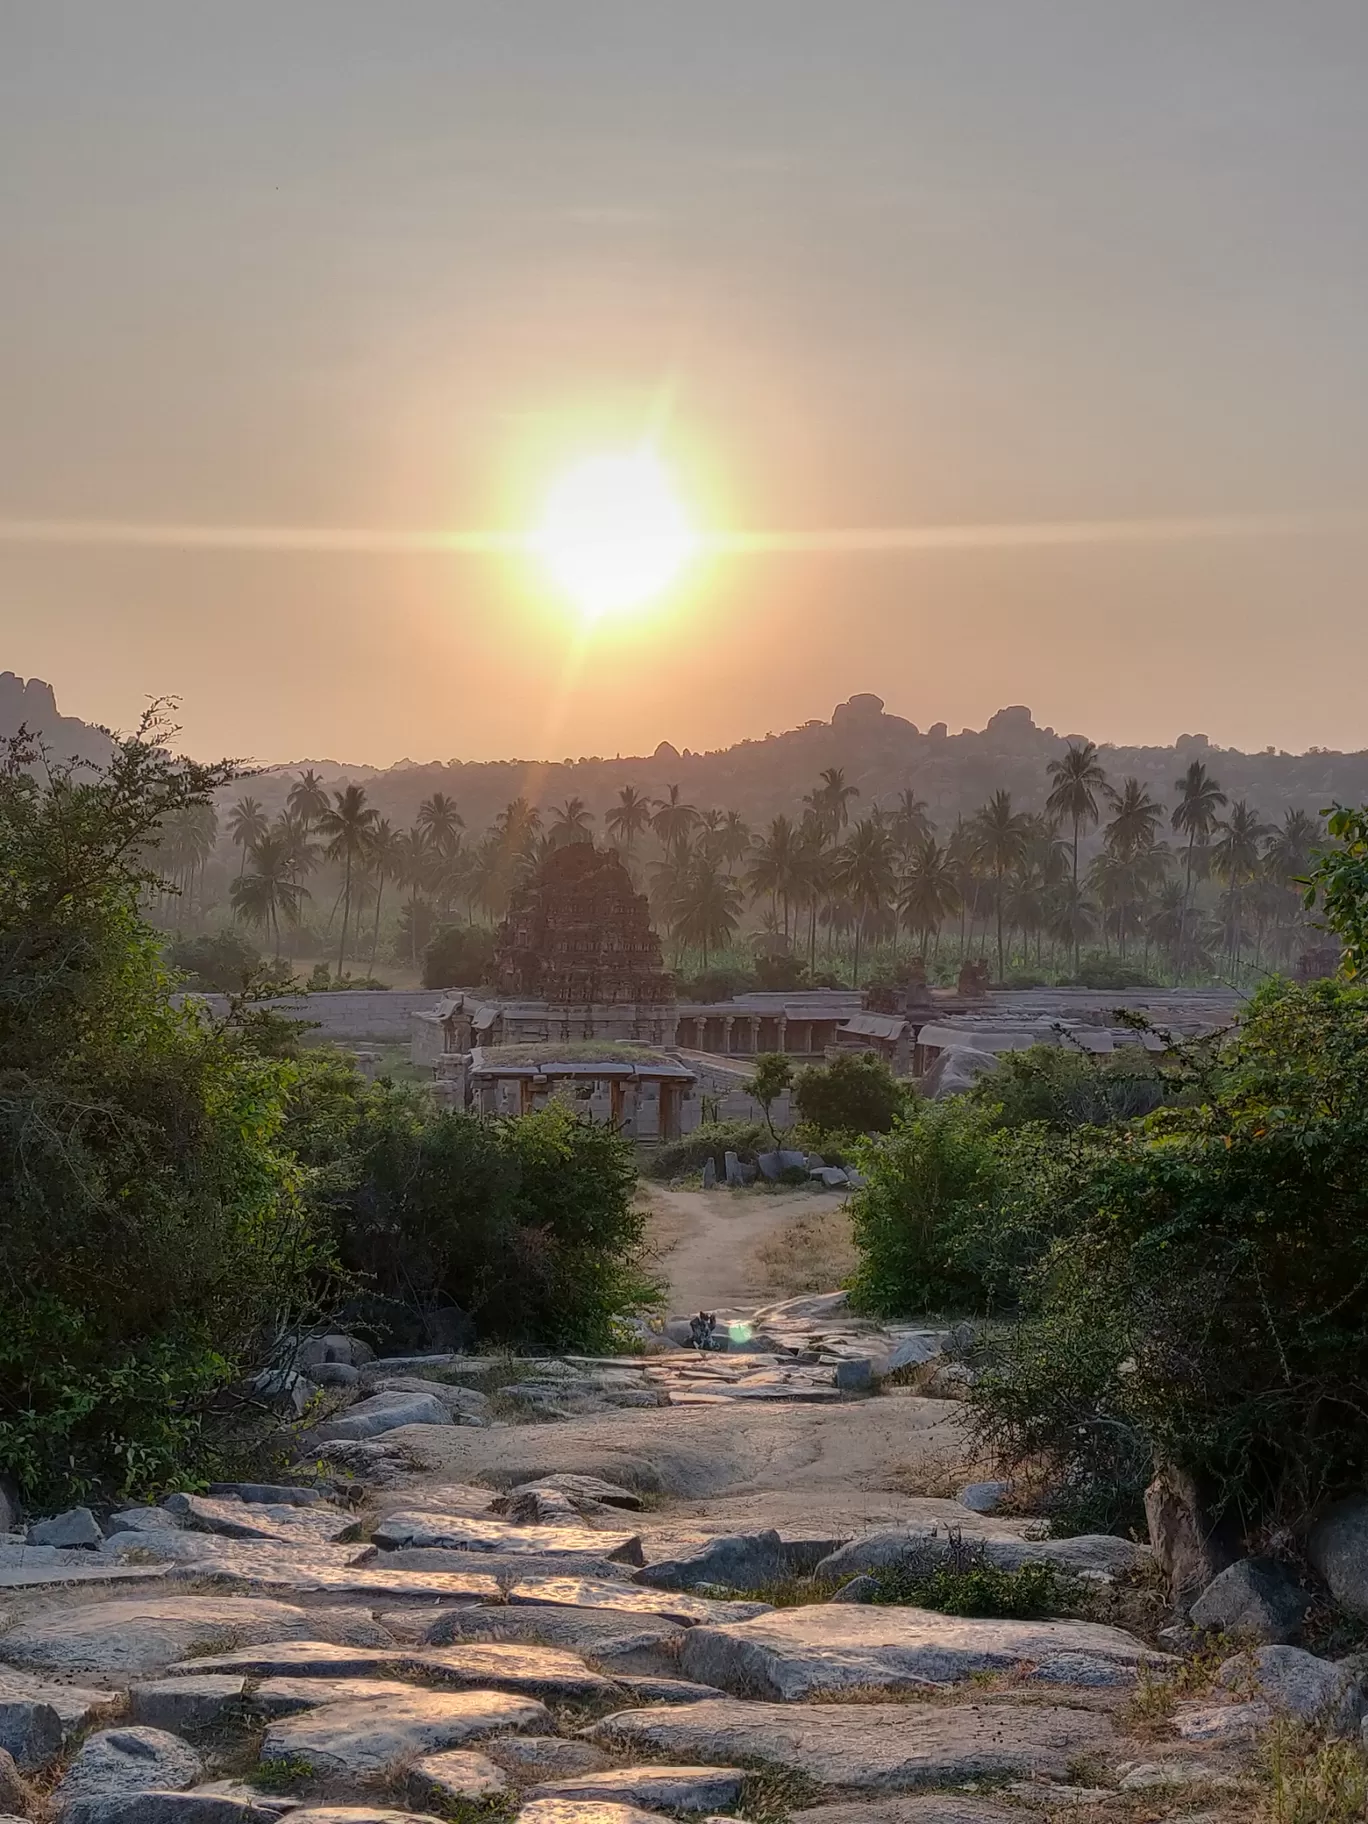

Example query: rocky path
[0,1296,1339,1824]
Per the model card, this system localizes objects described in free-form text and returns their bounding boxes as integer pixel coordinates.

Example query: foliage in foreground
[793,1049,905,1138]
[647,1120,770,1181]
[965,979,1368,1538]
[868,1541,1075,1619]
[0,719,664,1506]
[0,720,326,1506]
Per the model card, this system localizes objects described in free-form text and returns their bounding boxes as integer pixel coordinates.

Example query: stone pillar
[723,1014,735,1054]
[777,1015,788,1053]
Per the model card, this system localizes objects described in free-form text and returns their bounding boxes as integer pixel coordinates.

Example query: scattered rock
[129,1679,247,1732]
[27,1508,102,1550]
[419,1643,621,1702]
[161,1496,352,1547]
[262,1688,550,1776]
[1144,1463,1235,1605]
[677,1604,1162,1698]
[309,1364,360,1390]
[1116,1759,1242,1791]
[168,1643,399,1679]
[701,1158,716,1190]
[506,1474,642,1512]
[957,1482,1011,1515]
[0,1696,64,1770]
[788,1802,1016,1824]
[1308,1495,1368,1622]
[1217,1644,1364,1731]
[828,1575,879,1603]
[0,1667,116,1737]
[250,1681,418,1719]
[2,1596,391,1678]
[371,1512,643,1564]
[589,1698,1114,1789]
[484,1739,612,1780]
[517,1805,670,1824]
[633,1530,788,1592]
[366,1379,490,1421]
[529,1768,745,1812]
[284,1813,443,1824]
[814,1529,1148,1582]
[109,1510,182,1536]
[833,1359,873,1392]
[0,1750,30,1817]
[1190,1558,1309,1644]
[406,1750,509,1809]
[206,1487,324,1508]
[417,1605,682,1676]
[490,1488,582,1526]
[1172,1701,1272,1744]
[69,1798,280,1824]
[313,1391,454,1442]
[55,1728,201,1824]
[611,1676,725,1703]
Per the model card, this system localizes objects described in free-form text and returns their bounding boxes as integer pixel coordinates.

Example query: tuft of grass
[1258,1718,1368,1824]
[1118,1632,1233,1738]
[863,1533,1083,1619]
[244,1756,316,1792]
[738,1764,826,1823]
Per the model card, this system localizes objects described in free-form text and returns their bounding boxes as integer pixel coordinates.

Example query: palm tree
[1104,778,1164,858]
[417,792,464,856]
[747,814,803,941]
[973,790,1033,981]
[719,810,752,872]
[227,796,269,882]
[287,769,330,834]
[549,797,594,848]
[946,816,981,962]
[831,817,896,986]
[396,825,437,966]
[1264,808,1322,889]
[1172,761,1228,969]
[805,766,860,838]
[1210,800,1273,971]
[889,788,933,856]
[793,813,832,973]
[899,836,960,955]
[651,785,698,858]
[317,784,378,974]
[1045,740,1109,968]
[1147,879,1188,977]
[605,785,652,852]
[673,855,743,968]
[232,830,309,957]
[366,817,406,973]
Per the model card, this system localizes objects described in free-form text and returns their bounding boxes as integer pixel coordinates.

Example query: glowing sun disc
[531,448,699,618]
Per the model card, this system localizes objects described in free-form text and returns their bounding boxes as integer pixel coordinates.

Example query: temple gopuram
[494,842,674,1009]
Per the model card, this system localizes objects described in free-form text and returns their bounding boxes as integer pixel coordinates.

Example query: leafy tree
[0,715,325,1504]
[167,928,261,992]
[747,1052,794,1141]
[794,1050,905,1138]
[1304,803,1368,976]
[422,922,496,989]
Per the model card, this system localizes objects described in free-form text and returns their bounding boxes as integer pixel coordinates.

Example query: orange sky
[3,4,1368,763]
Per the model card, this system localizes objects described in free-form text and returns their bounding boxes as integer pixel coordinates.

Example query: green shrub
[0,719,326,1507]
[422,924,496,990]
[647,1120,768,1181]
[968,978,1368,1540]
[1062,958,1157,989]
[969,1043,1170,1131]
[794,1051,905,1136]
[867,1535,1076,1618]
[166,929,261,991]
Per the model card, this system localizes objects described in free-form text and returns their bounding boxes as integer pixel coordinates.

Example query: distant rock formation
[0,673,111,765]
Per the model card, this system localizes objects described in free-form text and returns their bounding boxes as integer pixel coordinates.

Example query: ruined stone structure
[494,843,673,1005]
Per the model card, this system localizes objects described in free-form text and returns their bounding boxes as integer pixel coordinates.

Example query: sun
[530,446,700,621]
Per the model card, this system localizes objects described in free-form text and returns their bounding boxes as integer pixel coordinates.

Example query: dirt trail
[642,1182,850,1313]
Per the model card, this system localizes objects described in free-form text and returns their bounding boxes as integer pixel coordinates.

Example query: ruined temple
[493,842,674,1005]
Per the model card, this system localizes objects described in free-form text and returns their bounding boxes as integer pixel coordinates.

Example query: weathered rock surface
[589,1698,1114,1789]
[314,1392,454,1442]
[510,1475,642,1511]
[1308,1495,1368,1622]
[109,1510,182,1536]
[0,1694,64,1769]
[1217,1644,1364,1730]
[485,1738,613,1780]
[3,1598,390,1677]
[168,1643,401,1679]
[285,1812,445,1824]
[1190,1558,1309,1643]
[788,1802,1016,1824]
[1144,1463,1234,1604]
[406,1749,509,1808]
[515,1805,670,1824]
[371,1512,643,1565]
[814,1529,1148,1582]
[677,1604,1161,1699]
[67,1796,281,1824]
[0,1749,30,1817]
[251,1680,419,1718]
[417,1643,620,1701]
[55,1727,201,1824]
[129,1678,247,1732]
[957,1483,1011,1515]
[0,1665,115,1735]
[28,1508,103,1550]
[1172,1700,1272,1744]
[262,1690,550,1775]
[528,1768,744,1811]
[415,1602,683,1674]
[612,1675,725,1703]
[366,1548,631,1582]
[162,1497,352,1548]
[367,1379,490,1422]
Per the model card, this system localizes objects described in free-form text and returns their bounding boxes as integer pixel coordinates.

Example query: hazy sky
[4,2,1368,764]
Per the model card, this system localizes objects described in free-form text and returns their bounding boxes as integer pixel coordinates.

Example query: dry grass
[1257,1719,1368,1824]
[749,1204,857,1298]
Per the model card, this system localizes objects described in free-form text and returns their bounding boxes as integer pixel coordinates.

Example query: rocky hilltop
[0,672,111,767]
